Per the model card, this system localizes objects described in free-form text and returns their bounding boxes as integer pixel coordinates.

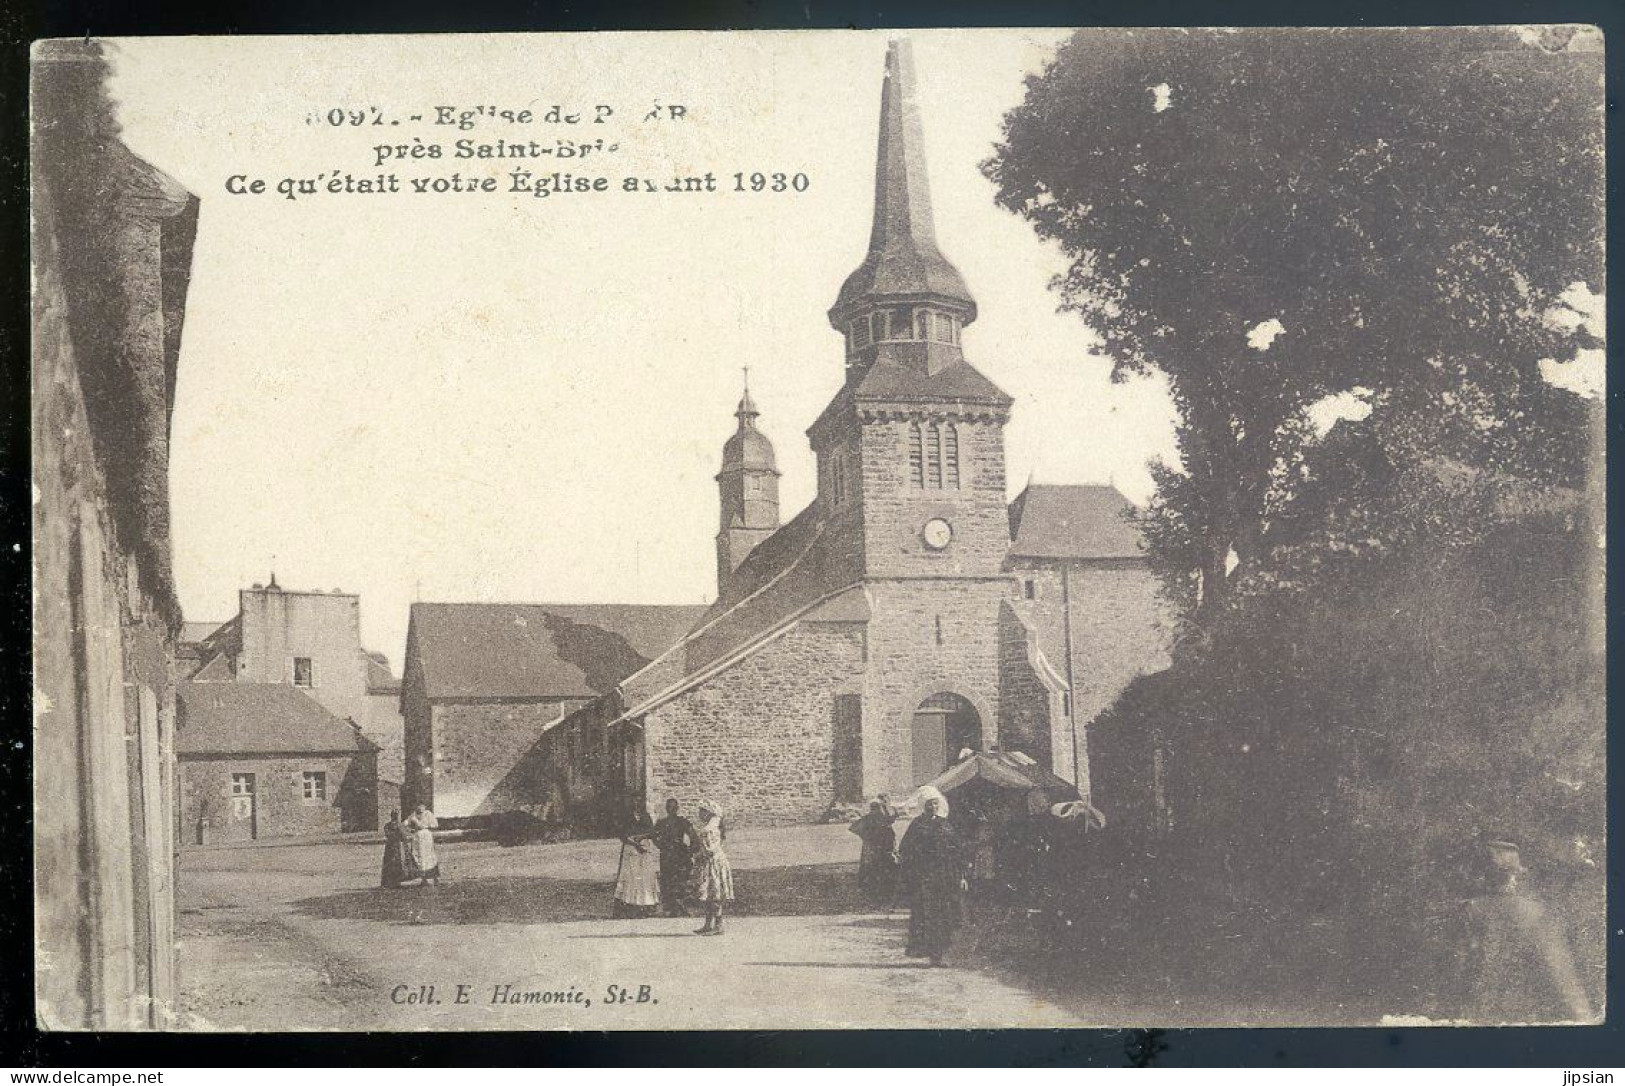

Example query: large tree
[984,27,1602,614]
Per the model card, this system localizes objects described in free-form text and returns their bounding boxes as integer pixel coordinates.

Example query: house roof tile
[408,602,710,701]
[177,682,374,756]
[1008,484,1147,561]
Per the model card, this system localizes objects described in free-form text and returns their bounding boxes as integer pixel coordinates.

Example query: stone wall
[178,751,375,843]
[236,588,368,725]
[1066,565,1173,726]
[363,690,405,780]
[857,415,1011,579]
[429,699,587,818]
[1008,561,1173,798]
[997,601,1072,777]
[860,578,1015,795]
[1010,563,1173,721]
[644,621,866,825]
[32,41,197,1029]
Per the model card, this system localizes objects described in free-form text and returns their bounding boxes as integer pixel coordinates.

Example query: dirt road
[177,824,1091,1031]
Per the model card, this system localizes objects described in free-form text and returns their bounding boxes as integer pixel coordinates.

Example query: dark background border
[3,0,1619,1068]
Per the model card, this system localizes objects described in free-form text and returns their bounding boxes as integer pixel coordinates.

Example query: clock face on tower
[922,517,954,551]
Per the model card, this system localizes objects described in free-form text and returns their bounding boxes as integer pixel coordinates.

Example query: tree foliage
[984,27,1603,611]
[987,30,1605,1016]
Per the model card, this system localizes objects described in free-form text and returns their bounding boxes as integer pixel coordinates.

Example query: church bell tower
[716,373,780,595]
[810,38,1013,580]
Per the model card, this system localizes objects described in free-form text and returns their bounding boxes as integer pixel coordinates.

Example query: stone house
[181,578,405,825]
[32,39,200,1028]
[402,41,1173,830]
[177,684,379,842]
[399,603,706,821]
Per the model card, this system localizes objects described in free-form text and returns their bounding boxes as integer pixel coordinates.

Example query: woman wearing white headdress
[898,785,966,966]
[691,798,734,935]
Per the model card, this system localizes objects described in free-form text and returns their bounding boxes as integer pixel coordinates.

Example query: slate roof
[189,653,235,682]
[181,620,227,645]
[611,508,866,719]
[680,508,858,671]
[1007,485,1147,561]
[852,349,1011,407]
[408,602,711,701]
[178,683,374,756]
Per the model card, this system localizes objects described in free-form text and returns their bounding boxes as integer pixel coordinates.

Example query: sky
[105,31,1181,667]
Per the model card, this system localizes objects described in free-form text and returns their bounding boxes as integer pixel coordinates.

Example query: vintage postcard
[31,28,1604,1032]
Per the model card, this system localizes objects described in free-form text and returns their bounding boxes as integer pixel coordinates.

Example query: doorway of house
[911,693,981,785]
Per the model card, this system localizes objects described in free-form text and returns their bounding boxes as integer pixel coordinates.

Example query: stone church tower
[807,38,1023,787]
[715,376,780,595]
[457,37,1171,827]
[811,37,1012,582]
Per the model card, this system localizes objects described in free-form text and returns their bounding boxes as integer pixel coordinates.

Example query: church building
[400,41,1170,827]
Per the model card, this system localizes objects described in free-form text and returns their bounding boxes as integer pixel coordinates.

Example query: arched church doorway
[911,692,981,785]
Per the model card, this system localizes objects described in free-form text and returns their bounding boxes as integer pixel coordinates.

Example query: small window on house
[230,773,254,796]
[301,771,327,802]
[915,309,930,340]
[908,423,925,487]
[1023,579,1037,600]
[870,311,888,343]
[852,318,872,349]
[926,422,944,488]
[944,423,960,488]
[293,657,314,687]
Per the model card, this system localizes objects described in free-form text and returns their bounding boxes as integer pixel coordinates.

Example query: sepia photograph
[30,26,1605,1035]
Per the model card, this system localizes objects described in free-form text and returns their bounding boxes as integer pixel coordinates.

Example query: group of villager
[380,804,441,888]
[613,797,734,935]
[849,787,970,967]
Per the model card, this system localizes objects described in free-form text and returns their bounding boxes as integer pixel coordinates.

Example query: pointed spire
[830,39,976,330]
[736,365,758,424]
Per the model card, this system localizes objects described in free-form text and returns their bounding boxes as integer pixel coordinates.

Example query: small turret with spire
[716,368,780,595]
[829,39,977,380]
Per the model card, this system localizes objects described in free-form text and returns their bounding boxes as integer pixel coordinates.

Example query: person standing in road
[849,800,899,906]
[653,798,697,917]
[380,809,409,889]
[404,803,441,887]
[612,804,661,918]
[898,786,967,966]
[691,799,734,936]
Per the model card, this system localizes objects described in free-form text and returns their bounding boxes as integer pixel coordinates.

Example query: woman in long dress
[691,799,734,936]
[849,800,898,905]
[898,786,966,966]
[404,804,440,886]
[612,805,661,918]
[380,809,409,888]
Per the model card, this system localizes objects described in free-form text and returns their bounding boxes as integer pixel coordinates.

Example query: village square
[166,42,1176,1028]
[33,30,1603,1034]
